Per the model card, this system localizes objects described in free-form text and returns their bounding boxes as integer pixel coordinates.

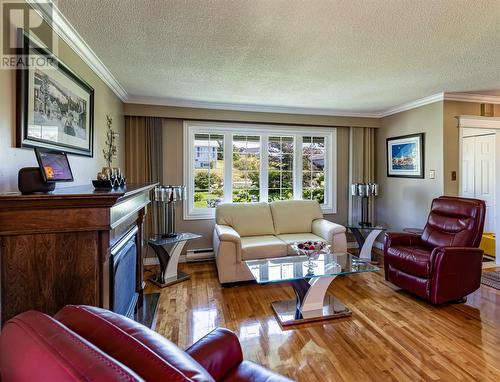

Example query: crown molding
[125,97,382,118]
[378,93,445,118]
[125,91,500,119]
[27,0,128,101]
[444,92,500,104]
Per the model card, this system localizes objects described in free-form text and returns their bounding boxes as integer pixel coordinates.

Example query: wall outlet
[451,171,457,181]
[429,170,435,179]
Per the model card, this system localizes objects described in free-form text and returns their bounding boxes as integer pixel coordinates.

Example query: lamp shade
[153,185,186,203]
[351,183,379,197]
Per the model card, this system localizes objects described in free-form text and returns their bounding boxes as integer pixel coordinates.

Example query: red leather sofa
[0,305,293,382]
[384,196,486,304]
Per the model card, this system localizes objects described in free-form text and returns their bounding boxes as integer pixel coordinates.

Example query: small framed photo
[386,133,424,178]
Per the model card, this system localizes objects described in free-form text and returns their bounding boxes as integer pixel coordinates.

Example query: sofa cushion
[270,200,323,234]
[241,235,287,260]
[55,305,214,382]
[421,197,485,248]
[386,245,432,278]
[216,203,275,237]
[276,233,326,255]
[0,311,142,382]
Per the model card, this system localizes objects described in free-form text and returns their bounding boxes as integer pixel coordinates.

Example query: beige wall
[125,103,378,250]
[375,102,445,231]
[375,100,500,233]
[157,118,353,250]
[0,30,124,193]
[443,101,500,195]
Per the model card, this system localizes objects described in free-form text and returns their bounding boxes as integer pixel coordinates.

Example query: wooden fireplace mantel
[0,183,156,325]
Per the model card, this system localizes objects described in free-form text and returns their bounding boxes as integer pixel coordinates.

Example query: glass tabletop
[345,222,387,230]
[245,253,379,284]
[148,232,201,245]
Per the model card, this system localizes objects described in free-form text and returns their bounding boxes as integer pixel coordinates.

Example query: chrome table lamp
[351,183,379,226]
[153,185,186,238]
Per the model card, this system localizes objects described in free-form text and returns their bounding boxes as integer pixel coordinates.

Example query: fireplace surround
[0,183,156,325]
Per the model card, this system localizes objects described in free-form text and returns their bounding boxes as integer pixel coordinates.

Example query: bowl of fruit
[291,241,330,257]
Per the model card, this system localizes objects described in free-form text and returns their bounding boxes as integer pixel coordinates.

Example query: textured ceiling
[57,0,500,114]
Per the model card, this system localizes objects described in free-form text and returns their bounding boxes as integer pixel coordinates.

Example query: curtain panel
[348,127,376,225]
[125,116,163,245]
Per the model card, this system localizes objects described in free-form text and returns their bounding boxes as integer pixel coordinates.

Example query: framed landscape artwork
[17,30,94,156]
[386,133,424,178]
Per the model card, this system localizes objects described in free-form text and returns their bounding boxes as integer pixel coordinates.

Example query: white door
[475,134,496,232]
[462,137,476,198]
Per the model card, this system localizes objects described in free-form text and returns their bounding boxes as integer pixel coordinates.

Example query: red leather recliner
[0,305,293,382]
[384,196,486,304]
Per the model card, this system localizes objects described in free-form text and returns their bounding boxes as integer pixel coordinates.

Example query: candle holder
[93,167,126,190]
[351,183,379,226]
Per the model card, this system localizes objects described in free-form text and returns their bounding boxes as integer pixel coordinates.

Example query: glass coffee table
[245,253,378,326]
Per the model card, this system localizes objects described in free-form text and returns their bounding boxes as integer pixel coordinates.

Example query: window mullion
[260,134,268,202]
[324,134,330,207]
[186,128,194,217]
[294,134,302,200]
[223,131,232,203]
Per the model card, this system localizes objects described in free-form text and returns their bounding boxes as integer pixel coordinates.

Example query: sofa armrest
[214,224,242,262]
[215,224,241,243]
[429,246,483,303]
[186,328,243,381]
[431,246,484,273]
[384,232,422,249]
[312,219,346,243]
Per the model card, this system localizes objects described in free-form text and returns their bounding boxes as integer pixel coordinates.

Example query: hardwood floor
[145,260,500,381]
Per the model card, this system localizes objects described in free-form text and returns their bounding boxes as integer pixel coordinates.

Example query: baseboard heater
[185,248,214,262]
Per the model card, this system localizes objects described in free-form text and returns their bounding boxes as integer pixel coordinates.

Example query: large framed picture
[386,133,424,178]
[16,30,94,156]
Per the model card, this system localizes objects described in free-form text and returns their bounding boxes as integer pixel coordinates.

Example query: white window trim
[183,121,337,220]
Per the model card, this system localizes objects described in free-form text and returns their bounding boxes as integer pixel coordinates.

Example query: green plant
[233,155,260,171]
[194,171,223,190]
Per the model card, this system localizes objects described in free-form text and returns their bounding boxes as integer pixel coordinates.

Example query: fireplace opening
[111,226,139,318]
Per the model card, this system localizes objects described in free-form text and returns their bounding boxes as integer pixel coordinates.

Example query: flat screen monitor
[35,148,74,182]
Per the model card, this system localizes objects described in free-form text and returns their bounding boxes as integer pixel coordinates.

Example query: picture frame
[16,29,94,157]
[386,133,424,178]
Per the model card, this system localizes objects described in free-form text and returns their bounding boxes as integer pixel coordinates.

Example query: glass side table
[345,223,387,263]
[147,232,201,287]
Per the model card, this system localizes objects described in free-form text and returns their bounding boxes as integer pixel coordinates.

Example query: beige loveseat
[213,200,347,284]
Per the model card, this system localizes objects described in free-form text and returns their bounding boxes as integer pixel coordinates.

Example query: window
[193,133,224,208]
[232,135,261,202]
[268,136,294,201]
[184,121,336,219]
[302,136,325,203]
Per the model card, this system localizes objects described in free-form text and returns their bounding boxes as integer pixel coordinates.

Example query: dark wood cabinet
[0,183,156,324]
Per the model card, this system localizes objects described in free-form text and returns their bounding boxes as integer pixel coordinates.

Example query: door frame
[457,116,500,264]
